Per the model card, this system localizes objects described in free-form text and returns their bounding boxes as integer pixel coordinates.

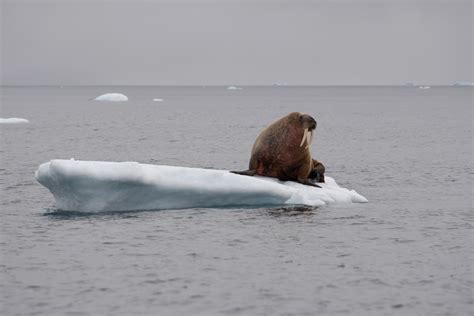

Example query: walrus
[231,112,325,187]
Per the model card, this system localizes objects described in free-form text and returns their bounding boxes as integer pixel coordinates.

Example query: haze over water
[0,86,472,315]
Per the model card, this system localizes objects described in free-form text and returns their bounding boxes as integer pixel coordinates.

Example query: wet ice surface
[1,86,472,315]
[35,160,367,212]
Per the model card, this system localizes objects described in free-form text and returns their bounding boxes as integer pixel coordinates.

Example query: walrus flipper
[297,178,322,188]
[230,169,257,177]
[309,159,326,183]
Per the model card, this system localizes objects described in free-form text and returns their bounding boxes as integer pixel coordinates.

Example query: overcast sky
[1,0,472,86]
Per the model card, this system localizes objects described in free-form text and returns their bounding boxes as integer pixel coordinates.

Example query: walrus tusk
[300,128,308,147]
[305,131,312,149]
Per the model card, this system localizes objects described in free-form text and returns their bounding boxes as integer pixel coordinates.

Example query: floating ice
[94,93,128,101]
[453,81,474,86]
[35,160,367,213]
[227,86,243,90]
[418,86,431,89]
[152,98,164,102]
[0,118,29,124]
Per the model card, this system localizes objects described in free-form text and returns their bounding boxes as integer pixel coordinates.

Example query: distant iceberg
[0,118,29,124]
[94,93,128,101]
[152,98,164,102]
[418,86,431,89]
[453,81,474,86]
[227,86,243,90]
[35,160,368,213]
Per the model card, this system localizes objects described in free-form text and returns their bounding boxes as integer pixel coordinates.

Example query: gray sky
[1,0,472,86]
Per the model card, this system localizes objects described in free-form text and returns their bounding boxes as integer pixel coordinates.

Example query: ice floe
[94,93,128,101]
[418,86,431,89]
[453,81,474,86]
[35,159,368,213]
[0,118,29,124]
[227,86,243,90]
[152,98,164,102]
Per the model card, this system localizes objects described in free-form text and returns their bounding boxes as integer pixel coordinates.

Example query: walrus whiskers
[300,128,308,147]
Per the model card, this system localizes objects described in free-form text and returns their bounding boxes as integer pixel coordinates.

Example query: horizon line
[1,84,472,88]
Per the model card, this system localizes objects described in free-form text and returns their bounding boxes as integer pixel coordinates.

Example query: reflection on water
[266,206,318,217]
[42,209,143,220]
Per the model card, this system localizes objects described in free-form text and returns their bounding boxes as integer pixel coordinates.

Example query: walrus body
[232,112,325,187]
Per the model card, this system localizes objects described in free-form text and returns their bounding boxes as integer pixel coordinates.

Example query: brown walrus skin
[231,112,325,187]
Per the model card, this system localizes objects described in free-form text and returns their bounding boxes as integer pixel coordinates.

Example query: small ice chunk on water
[227,86,243,90]
[0,118,29,124]
[418,86,431,89]
[94,93,128,101]
[153,98,164,102]
[35,159,368,213]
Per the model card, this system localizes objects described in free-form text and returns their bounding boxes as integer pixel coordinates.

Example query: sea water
[1,86,472,315]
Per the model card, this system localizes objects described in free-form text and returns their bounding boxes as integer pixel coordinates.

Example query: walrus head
[297,113,317,149]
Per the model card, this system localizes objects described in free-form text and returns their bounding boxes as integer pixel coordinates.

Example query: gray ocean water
[0,86,472,315]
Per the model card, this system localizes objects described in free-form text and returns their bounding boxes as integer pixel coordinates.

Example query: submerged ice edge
[35,160,368,213]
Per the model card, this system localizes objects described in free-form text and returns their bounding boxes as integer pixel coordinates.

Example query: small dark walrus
[231,112,325,187]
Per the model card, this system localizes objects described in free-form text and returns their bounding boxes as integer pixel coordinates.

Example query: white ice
[418,86,431,89]
[94,93,128,101]
[453,81,474,86]
[35,160,368,213]
[0,118,29,124]
[152,98,164,102]
[227,86,243,90]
